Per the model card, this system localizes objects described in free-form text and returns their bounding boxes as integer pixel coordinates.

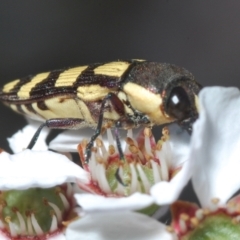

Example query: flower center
[78,127,180,197]
[0,183,74,239]
[171,199,240,240]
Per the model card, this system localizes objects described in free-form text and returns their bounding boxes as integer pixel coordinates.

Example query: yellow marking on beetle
[117,91,134,116]
[9,103,46,121]
[20,105,45,121]
[117,91,127,101]
[17,72,50,99]
[55,66,88,87]
[77,100,95,125]
[103,110,121,121]
[123,82,173,124]
[10,104,20,114]
[194,94,200,113]
[31,97,83,120]
[77,84,114,101]
[2,79,20,93]
[94,61,130,77]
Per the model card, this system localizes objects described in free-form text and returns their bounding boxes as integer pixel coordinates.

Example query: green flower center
[79,127,178,196]
[171,199,240,240]
[0,183,74,239]
[185,214,240,240]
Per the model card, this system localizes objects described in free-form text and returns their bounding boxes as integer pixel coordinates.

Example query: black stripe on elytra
[118,60,145,89]
[0,70,62,102]
[29,69,66,98]
[0,75,34,102]
[9,75,34,93]
[37,101,49,111]
[73,63,103,86]
[74,61,135,89]
[25,103,38,114]
[16,104,26,115]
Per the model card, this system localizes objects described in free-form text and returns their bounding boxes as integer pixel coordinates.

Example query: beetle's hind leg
[27,122,47,149]
[27,118,86,149]
[27,92,126,163]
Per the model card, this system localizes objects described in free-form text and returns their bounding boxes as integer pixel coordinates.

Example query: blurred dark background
[0,0,239,217]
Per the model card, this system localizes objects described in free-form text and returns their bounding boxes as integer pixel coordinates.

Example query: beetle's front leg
[84,92,125,163]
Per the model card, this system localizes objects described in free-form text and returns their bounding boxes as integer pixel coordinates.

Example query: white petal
[150,154,192,205]
[167,124,190,167]
[66,211,177,240]
[8,119,50,153]
[191,87,240,207]
[49,128,132,152]
[0,229,66,240]
[49,233,66,240]
[74,192,154,213]
[0,231,8,240]
[150,124,191,205]
[49,129,89,152]
[151,205,169,219]
[0,150,90,190]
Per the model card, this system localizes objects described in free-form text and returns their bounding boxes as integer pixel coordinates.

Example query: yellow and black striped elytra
[0,59,201,161]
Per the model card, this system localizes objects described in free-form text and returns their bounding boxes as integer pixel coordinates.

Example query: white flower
[170,87,240,239]
[191,86,240,207]
[0,149,90,239]
[49,124,191,215]
[150,124,191,205]
[0,149,89,190]
[8,118,50,153]
[3,109,191,240]
[66,211,177,240]
[0,123,185,240]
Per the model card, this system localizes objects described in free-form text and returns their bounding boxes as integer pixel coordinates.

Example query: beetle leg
[114,127,124,162]
[27,122,47,149]
[115,115,150,128]
[114,127,128,186]
[27,118,85,149]
[84,92,125,163]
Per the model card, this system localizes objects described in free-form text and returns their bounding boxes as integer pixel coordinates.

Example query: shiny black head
[163,75,202,134]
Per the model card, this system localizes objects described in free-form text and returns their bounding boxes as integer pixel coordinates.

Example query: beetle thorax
[122,82,173,125]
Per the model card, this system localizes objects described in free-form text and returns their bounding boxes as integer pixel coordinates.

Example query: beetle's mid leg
[84,92,125,163]
[113,127,128,187]
[27,118,85,149]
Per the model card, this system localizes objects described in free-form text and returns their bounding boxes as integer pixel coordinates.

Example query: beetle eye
[166,87,192,121]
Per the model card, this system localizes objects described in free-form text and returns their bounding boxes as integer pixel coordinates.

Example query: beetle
[0,59,201,162]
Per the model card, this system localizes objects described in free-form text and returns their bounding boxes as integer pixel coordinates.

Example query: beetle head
[121,62,202,133]
[163,76,202,134]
